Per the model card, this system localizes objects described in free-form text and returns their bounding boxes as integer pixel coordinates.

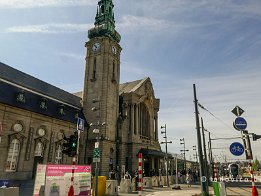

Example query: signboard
[93,158,100,162]
[93,148,100,158]
[77,118,85,132]
[229,142,244,156]
[231,106,244,117]
[45,164,91,196]
[33,164,47,196]
[242,132,253,160]
[234,117,247,130]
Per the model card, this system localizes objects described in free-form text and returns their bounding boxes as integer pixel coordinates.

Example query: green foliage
[252,157,260,171]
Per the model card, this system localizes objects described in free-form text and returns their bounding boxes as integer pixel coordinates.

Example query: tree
[252,157,260,171]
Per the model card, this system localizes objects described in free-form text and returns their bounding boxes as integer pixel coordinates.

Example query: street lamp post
[193,145,198,163]
[90,97,106,196]
[160,124,172,187]
[180,138,189,173]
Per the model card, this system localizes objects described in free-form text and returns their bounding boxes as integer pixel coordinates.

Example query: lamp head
[91,107,98,111]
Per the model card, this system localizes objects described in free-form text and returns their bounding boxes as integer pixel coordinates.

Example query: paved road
[16,178,261,196]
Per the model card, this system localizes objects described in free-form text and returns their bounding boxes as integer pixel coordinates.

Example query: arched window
[6,139,20,171]
[55,145,62,164]
[112,60,116,82]
[139,103,150,138]
[91,57,97,81]
[35,142,44,157]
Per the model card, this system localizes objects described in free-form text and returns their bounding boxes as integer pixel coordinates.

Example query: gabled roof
[119,77,149,95]
[0,62,82,108]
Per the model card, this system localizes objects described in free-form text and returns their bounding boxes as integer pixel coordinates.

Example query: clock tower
[83,0,121,175]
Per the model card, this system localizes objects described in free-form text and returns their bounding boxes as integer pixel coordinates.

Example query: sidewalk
[118,184,214,196]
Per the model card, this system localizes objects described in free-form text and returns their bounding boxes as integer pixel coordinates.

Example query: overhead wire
[197,102,239,135]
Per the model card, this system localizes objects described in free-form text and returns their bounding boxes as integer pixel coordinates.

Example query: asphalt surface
[12,177,261,196]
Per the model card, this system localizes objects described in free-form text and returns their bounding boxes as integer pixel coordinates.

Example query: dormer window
[16,91,25,103]
[40,99,47,110]
[58,105,66,116]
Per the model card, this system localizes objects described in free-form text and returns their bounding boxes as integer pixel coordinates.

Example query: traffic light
[69,133,78,157]
[252,133,261,141]
[62,133,78,157]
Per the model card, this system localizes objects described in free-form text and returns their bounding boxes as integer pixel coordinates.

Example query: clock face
[92,42,101,52]
[13,123,23,132]
[112,46,117,54]
[38,128,46,137]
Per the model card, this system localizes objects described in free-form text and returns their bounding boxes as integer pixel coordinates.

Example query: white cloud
[56,52,85,60]
[0,0,96,9]
[118,15,172,33]
[5,23,92,33]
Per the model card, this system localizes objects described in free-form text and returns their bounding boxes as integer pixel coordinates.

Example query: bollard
[92,176,106,196]
[213,182,220,196]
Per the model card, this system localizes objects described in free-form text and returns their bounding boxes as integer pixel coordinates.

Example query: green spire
[88,0,121,43]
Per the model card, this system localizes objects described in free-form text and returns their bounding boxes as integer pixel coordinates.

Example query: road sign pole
[95,161,99,196]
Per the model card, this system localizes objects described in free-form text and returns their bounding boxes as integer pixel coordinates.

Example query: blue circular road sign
[230,142,244,156]
[234,117,247,130]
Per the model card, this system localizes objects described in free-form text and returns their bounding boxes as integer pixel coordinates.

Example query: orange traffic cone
[252,186,259,196]
[68,185,74,196]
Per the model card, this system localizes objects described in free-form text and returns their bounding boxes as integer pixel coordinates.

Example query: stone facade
[0,103,87,180]
[0,0,163,181]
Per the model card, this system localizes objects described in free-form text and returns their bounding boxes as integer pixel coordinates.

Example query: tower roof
[88,0,121,43]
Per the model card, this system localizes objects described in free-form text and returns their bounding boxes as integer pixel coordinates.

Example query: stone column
[155,113,158,140]
[131,104,134,135]
[135,104,139,135]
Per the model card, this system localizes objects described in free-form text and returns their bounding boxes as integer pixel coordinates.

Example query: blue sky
[1,0,261,162]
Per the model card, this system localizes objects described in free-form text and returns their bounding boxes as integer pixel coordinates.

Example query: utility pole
[160,124,172,187]
[180,138,189,172]
[201,118,209,193]
[193,84,208,196]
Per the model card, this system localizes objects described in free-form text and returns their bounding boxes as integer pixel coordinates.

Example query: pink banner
[45,164,92,196]
[46,164,91,176]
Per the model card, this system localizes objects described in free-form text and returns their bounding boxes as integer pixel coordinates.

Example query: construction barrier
[105,180,118,196]
[151,176,159,187]
[168,175,174,185]
[92,176,106,196]
[219,181,227,196]
[161,176,167,186]
[143,177,152,188]
[0,187,19,196]
[119,179,132,193]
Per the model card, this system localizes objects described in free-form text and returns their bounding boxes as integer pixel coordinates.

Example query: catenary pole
[201,118,209,194]
[193,84,208,195]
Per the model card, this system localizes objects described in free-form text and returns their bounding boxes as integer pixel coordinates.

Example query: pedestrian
[110,169,116,180]
[124,171,131,179]
[186,173,192,187]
